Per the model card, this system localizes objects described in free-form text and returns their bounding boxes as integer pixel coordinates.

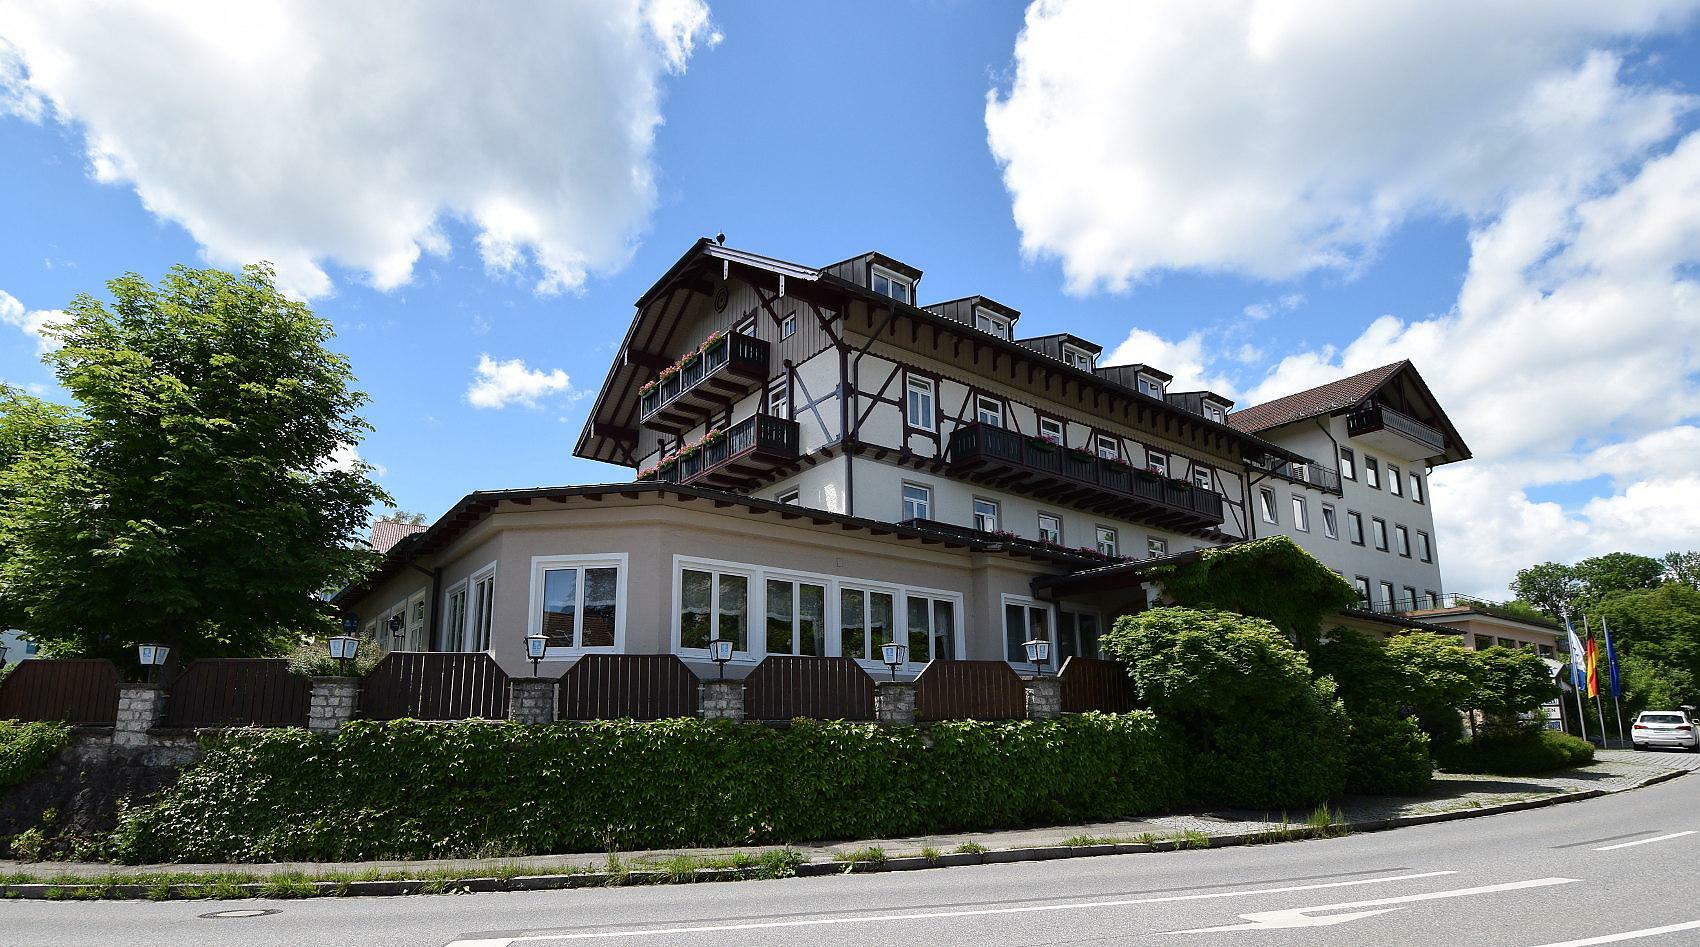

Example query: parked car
[1631,710,1699,752]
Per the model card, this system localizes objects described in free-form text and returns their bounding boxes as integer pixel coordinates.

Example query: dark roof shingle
[1228,361,1408,434]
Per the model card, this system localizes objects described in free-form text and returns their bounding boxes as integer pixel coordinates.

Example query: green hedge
[1344,714,1433,795]
[110,714,1187,863]
[0,719,72,791]
[1435,728,1596,775]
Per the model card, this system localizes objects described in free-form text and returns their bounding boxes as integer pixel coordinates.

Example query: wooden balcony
[948,423,1225,532]
[1346,402,1446,459]
[1246,455,1344,496]
[643,414,800,490]
[638,333,769,434]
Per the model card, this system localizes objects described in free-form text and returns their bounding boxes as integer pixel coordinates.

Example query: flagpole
[1585,615,1607,747]
[1565,611,1589,744]
[1604,617,1627,744]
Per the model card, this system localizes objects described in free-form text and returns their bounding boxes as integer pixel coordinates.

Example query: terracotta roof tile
[369,520,427,554]
[1228,361,1408,434]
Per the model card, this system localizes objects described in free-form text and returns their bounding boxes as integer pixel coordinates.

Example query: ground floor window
[441,584,468,651]
[907,593,957,663]
[530,555,625,654]
[766,577,827,656]
[1056,610,1101,661]
[679,568,750,653]
[1003,596,1052,664]
[840,586,895,661]
[469,565,495,651]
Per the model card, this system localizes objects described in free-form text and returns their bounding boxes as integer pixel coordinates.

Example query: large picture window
[1003,596,1051,664]
[766,577,827,656]
[529,555,624,654]
[840,587,895,662]
[679,568,750,653]
[907,593,957,663]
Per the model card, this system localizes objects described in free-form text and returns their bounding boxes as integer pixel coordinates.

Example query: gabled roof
[368,520,426,554]
[1228,362,1407,434]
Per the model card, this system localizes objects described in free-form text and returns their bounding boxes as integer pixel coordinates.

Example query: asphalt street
[3,771,1695,947]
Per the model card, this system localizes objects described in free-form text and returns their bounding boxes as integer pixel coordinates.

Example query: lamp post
[880,641,907,681]
[525,632,548,677]
[137,642,170,684]
[1023,637,1051,677]
[328,634,359,675]
[387,614,405,651]
[709,638,734,679]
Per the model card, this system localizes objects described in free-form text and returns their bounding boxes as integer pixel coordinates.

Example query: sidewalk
[3,748,1693,890]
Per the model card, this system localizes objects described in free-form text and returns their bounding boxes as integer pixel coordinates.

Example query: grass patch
[952,841,987,855]
[832,846,887,867]
[1061,834,1126,847]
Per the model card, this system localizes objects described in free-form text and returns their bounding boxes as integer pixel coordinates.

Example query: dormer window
[1203,402,1226,423]
[974,308,1011,340]
[871,265,912,304]
[1062,345,1095,371]
[1137,375,1164,398]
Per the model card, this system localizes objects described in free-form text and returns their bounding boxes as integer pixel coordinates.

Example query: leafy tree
[0,264,389,665]
[1510,561,1582,618]
[1468,646,1556,725]
[1592,584,1700,696]
[1147,536,1360,649]
[1662,551,1700,591]
[1574,552,1666,604]
[1384,632,1481,746]
[1620,654,1698,717]
[0,388,82,631]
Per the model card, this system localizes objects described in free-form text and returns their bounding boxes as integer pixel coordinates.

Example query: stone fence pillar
[114,684,166,747]
[307,676,360,733]
[875,681,916,726]
[699,680,744,722]
[509,678,558,724]
[1024,676,1063,721]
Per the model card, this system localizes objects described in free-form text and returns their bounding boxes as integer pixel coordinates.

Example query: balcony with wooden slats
[947,422,1226,532]
[637,333,769,434]
[641,414,800,491]
[1346,402,1446,460]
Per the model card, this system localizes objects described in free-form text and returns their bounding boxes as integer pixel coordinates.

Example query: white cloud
[466,354,573,410]
[1243,294,1305,322]
[324,443,386,478]
[0,288,63,353]
[0,1,718,298]
[1105,327,1239,398]
[986,0,1697,293]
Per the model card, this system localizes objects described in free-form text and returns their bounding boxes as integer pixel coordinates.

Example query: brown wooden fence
[744,656,875,721]
[914,660,1027,721]
[0,659,120,724]
[162,659,311,728]
[361,652,510,721]
[1059,657,1138,714]
[558,654,699,720]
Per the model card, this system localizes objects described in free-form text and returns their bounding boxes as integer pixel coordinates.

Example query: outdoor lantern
[1023,637,1052,674]
[138,642,170,683]
[709,638,735,679]
[328,634,359,674]
[526,631,548,676]
[881,641,907,681]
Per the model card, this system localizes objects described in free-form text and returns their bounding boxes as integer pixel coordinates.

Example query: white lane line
[1593,830,1696,851]
[1175,877,1580,933]
[1526,919,1700,946]
[443,870,1459,946]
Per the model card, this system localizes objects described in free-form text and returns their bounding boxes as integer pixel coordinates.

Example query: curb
[2,766,1686,902]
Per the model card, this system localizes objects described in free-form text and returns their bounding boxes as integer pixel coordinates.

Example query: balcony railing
[639,414,799,490]
[948,423,1225,531]
[638,332,769,434]
[1359,592,1561,631]
[1347,402,1446,456]
[1246,455,1343,495]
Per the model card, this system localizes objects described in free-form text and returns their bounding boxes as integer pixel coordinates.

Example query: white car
[1631,710,1699,752]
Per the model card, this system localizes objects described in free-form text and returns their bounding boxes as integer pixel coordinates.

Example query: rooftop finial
[714,232,726,245]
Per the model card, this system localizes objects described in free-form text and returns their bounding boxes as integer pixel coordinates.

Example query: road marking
[1173,877,1579,933]
[1525,919,1700,946]
[1551,830,1658,849]
[442,870,1458,946]
[1593,830,1696,851]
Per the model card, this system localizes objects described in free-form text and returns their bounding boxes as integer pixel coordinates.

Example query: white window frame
[1095,434,1120,460]
[905,374,935,432]
[441,578,470,652]
[1147,536,1169,559]
[871,264,913,304]
[1258,487,1278,524]
[1037,512,1062,545]
[527,553,628,659]
[975,395,1004,428]
[1291,495,1310,532]
[1321,504,1339,540]
[1193,467,1213,491]
[973,497,1001,533]
[974,307,1011,340]
[763,572,831,658]
[902,588,963,665]
[467,561,497,652]
[676,562,756,657]
[1001,593,1055,668]
[838,582,900,663]
[1203,402,1226,423]
[1062,344,1094,371]
[1137,374,1164,398]
[671,555,962,669]
[780,312,797,340]
[901,481,932,521]
[1095,525,1119,557]
[767,380,789,419]
[733,314,757,336]
[776,488,800,505]
[1145,449,1169,476]
[1038,416,1064,444]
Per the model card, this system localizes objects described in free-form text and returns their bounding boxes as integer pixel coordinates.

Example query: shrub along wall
[0,720,71,791]
[110,714,1187,863]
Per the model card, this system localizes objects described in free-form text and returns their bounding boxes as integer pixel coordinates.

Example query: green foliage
[0,265,389,664]
[1663,551,1700,590]
[1102,607,1349,807]
[1144,536,1360,648]
[286,633,382,678]
[1344,714,1432,796]
[1621,655,1698,720]
[1510,562,1583,618]
[0,719,72,791]
[108,715,1187,864]
[1594,585,1700,696]
[1435,728,1595,775]
[1310,627,1403,713]
[1383,632,1480,746]
[1469,647,1557,722]
[1574,553,1667,603]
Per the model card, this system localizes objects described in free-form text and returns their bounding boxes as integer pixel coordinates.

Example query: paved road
[3,772,1696,947]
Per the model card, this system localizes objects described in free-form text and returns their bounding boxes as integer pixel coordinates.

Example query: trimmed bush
[109,714,1186,863]
[1435,728,1596,775]
[1102,607,1349,808]
[0,719,72,791]
[1345,714,1432,795]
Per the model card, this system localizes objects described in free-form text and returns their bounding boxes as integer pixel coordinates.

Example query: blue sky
[2,1,1698,595]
